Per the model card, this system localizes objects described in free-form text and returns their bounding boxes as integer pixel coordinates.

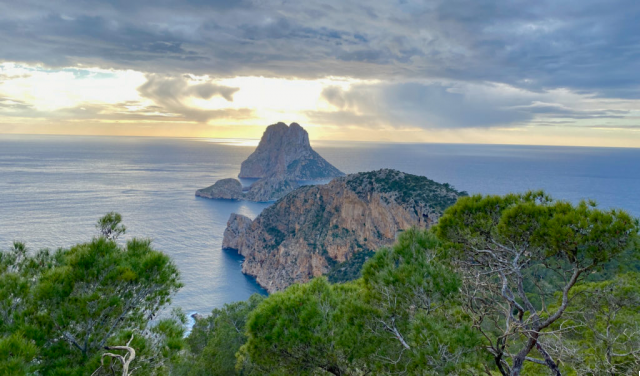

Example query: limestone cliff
[243,175,299,202]
[222,169,467,292]
[222,213,254,250]
[196,122,342,202]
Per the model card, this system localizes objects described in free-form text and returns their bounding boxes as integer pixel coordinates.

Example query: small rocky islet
[197,122,467,292]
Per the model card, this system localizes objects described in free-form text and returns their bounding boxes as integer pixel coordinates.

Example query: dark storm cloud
[1,0,638,94]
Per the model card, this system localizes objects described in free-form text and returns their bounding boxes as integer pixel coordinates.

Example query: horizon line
[2,132,639,150]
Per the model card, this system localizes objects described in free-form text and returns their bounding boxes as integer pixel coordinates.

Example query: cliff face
[222,213,254,250]
[238,122,344,180]
[243,176,299,202]
[222,169,466,292]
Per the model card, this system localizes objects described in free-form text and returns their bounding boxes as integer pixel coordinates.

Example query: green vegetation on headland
[2,192,639,375]
[345,169,467,211]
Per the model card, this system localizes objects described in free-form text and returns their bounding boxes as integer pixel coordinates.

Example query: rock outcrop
[196,122,343,202]
[196,176,299,202]
[243,175,299,202]
[196,178,244,200]
[222,213,254,250]
[239,122,344,180]
[222,169,467,293]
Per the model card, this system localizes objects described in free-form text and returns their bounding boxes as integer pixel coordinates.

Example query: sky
[1,0,640,147]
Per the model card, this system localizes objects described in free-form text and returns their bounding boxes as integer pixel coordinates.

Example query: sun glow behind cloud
[188,75,363,124]
[0,62,374,139]
[1,62,640,147]
[0,63,147,111]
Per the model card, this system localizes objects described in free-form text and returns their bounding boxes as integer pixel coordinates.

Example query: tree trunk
[510,337,537,376]
[325,364,343,376]
[494,352,509,376]
[536,342,562,376]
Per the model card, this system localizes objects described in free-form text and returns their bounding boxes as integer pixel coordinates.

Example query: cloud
[0,71,251,125]
[139,75,239,102]
[313,82,532,129]
[509,102,629,119]
[0,0,638,98]
[0,98,253,125]
[308,80,638,130]
[137,74,244,122]
[51,101,253,124]
[0,97,33,111]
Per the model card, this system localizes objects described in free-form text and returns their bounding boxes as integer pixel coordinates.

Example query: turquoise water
[1,134,639,315]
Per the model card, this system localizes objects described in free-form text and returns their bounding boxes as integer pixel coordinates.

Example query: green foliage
[436,191,638,271]
[435,191,639,375]
[0,213,182,375]
[0,333,37,375]
[242,278,372,375]
[326,249,375,283]
[549,273,640,375]
[239,229,482,375]
[345,169,465,211]
[180,192,639,376]
[361,229,483,374]
[35,237,182,363]
[181,294,265,376]
[91,310,188,376]
[96,211,127,240]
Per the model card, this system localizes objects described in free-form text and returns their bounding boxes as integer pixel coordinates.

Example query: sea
[1,134,639,318]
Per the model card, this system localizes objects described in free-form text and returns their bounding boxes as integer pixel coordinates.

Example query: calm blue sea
[1,134,639,316]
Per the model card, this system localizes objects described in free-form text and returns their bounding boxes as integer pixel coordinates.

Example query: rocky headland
[222,169,467,292]
[196,122,344,202]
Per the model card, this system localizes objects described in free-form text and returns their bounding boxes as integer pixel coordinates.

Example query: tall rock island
[222,169,467,292]
[196,122,344,202]
[239,122,344,180]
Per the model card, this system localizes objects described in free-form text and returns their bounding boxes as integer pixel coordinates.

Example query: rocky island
[222,169,467,292]
[196,122,344,202]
